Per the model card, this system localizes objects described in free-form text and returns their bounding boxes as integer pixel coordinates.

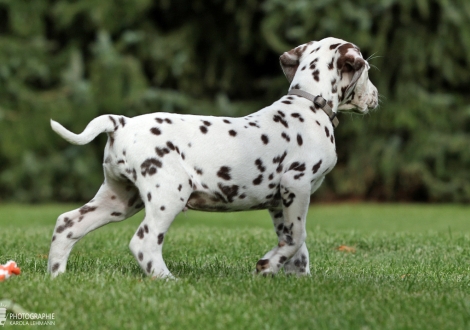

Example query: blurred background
[0,0,469,204]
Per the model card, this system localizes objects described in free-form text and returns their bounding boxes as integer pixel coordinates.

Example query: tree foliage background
[0,0,469,203]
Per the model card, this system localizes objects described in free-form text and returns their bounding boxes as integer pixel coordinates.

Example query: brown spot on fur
[329,43,341,50]
[261,134,269,144]
[312,69,320,82]
[256,259,270,272]
[79,205,97,215]
[255,159,266,172]
[281,132,290,142]
[109,116,117,129]
[141,158,162,176]
[327,57,335,70]
[155,147,170,157]
[273,151,287,164]
[289,162,306,172]
[119,117,126,127]
[150,127,161,135]
[55,225,65,234]
[252,174,263,185]
[312,160,323,174]
[217,183,239,202]
[217,166,231,181]
[166,141,175,150]
[273,115,288,128]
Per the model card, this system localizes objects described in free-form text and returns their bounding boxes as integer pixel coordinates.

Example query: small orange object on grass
[0,261,21,281]
[336,245,356,253]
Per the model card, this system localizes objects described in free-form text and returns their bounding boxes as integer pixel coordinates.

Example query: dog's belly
[186,190,281,212]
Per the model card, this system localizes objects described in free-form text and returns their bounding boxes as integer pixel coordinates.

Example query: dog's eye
[343,63,354,73]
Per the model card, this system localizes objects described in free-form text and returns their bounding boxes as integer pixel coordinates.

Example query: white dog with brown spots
[48,37,378,278]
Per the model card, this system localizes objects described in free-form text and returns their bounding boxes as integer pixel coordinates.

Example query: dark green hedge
[0,0,469,202]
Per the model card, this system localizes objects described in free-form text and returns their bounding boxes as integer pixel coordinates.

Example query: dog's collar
[288,89,339,128]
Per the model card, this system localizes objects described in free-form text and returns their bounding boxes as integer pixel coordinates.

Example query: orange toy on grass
[0,261,21,281]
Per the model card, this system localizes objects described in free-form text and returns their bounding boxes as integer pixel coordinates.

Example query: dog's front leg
[267,209,310,276]
[256,173,310,276]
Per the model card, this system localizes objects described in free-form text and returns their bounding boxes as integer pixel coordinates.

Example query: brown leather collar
[287,89,339,128]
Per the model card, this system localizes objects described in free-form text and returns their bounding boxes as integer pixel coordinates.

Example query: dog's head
[280,37,378,114]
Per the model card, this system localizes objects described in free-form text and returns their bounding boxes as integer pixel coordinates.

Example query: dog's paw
[151,275,178,281]
[254,259,279,276]
[283,269,311,277]
[150,271,176,280]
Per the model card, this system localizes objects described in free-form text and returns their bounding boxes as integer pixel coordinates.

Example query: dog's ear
[337,45,367,99]
[279,48,301,83]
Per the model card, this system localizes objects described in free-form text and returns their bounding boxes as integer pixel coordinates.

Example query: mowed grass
[1,203,470,329]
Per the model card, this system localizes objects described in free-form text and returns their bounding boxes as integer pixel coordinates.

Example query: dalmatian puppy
[48,37,378,278]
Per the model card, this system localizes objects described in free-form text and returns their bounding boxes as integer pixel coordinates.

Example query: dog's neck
[287,88,339,128]
[288,77,341,111]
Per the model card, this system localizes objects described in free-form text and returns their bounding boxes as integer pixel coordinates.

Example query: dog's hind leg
[128,177,192,279]
[47,177,143,277]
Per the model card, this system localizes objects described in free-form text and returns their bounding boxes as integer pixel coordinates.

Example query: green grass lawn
[1,203,470,329]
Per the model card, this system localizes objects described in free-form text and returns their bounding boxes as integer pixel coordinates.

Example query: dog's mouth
[338,87,379,115]
[337,102,370,114]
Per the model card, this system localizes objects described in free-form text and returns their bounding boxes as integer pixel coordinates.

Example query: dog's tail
[50,115,118,145]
